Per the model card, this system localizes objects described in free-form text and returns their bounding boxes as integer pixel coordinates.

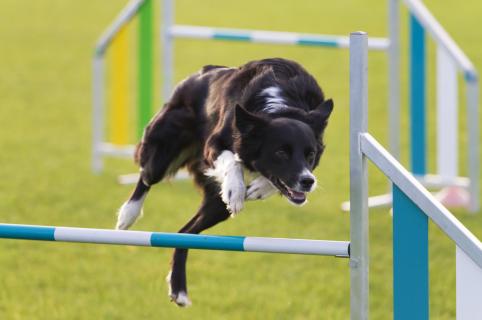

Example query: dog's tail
[116,178,150,230]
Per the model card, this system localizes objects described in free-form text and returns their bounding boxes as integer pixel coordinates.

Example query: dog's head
[235,100,333,205]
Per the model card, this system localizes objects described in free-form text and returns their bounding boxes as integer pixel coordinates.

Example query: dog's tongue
[291,190,305,199]
[290,190,306,201]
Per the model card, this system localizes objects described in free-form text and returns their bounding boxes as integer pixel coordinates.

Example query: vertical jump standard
[92,0,153,172]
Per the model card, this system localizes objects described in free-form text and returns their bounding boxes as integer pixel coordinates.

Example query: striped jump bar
[0,223,349,257]
[170,25,389,51]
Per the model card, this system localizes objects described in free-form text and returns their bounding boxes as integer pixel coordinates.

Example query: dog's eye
[275,149,289,160]
[306,151,315,164]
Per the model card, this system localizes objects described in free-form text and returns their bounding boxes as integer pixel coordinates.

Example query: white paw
[221,173,246,216]
[204,150,246,216]
[166,272,192,307]
[116,200,144,230]
[171,291,192,307]
[246,176,277,200]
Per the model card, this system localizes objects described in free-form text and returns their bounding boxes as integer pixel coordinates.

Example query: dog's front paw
[246,176,277,201]
[221,174,246,216]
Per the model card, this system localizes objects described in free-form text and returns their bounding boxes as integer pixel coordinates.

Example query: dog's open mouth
[272,178,306,205]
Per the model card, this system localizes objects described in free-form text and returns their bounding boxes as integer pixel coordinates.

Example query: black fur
[121,58,333,305]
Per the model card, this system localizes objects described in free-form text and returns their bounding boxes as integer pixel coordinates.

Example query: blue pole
[409,14,426,176]
[393,185,429,320]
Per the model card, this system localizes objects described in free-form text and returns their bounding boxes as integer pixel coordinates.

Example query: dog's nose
[300,177,315,190]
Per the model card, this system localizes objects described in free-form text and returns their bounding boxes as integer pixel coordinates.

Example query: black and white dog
[116,58,333,306]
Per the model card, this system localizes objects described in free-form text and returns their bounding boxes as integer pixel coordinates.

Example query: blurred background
[0,0,481,319]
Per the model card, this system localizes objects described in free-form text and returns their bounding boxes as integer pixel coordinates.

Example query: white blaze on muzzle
[298,168,317,192]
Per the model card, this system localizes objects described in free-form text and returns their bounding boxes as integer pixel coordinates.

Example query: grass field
[1,0,481,319]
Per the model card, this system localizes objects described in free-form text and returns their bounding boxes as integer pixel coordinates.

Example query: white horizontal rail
[0,223,350,257]
[360,133,482,268]
[418,174,470,189]
[170,25,389,51]
[403,0,478,80]
[244,237,349,256]
[341,194,392,212]
[98,143,136,158]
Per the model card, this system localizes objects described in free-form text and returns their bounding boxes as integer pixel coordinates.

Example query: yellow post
[109,26,129,145]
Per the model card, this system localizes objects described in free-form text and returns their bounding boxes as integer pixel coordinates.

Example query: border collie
[116,58,333,306]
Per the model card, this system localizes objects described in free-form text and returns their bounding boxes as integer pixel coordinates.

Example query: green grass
[0,0,481,319]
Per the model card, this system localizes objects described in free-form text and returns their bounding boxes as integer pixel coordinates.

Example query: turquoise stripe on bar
[213,33,251,42]
[409,14,426,176]
[0,224,55,241]
[297,38,338,47]
[211,33,339,48]
[464,70,478,82]
[393,185,429,320]
[150,233,245,251]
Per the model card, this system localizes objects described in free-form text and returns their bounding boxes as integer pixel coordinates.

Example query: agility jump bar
[169,25,389,51]
[0,223,349,257]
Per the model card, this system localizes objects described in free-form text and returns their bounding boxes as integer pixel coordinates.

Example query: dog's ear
[235,104,268,135]
[308,99,334,136]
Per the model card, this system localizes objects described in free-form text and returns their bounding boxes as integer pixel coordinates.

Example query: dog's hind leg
[116,106,198,230]
[166,183,230,307]
[116,179,150,230]
[116,141,186,230]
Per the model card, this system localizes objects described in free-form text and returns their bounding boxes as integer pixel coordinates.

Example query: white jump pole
[456,245,482,319]
[437,46,458,179]
[349,31,369,320]
[162,0,174,101]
